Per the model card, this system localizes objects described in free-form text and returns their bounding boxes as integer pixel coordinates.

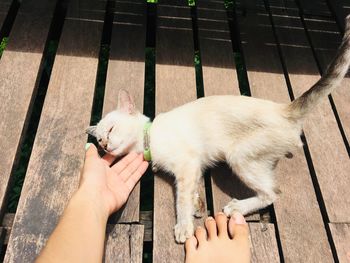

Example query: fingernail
[232,212,246,225]
[206,216,214,221]
[85,143,92,150]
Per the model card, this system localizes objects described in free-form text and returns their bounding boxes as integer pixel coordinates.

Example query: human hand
[78,143,148,217]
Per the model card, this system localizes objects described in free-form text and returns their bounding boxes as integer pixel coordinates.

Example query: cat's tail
[287,15,350,120]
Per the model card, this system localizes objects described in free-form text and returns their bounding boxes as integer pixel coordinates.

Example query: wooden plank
[295,0,331,16]
[4,0,105,261]
[153,1,207,261]
[0,0,11,30]
[237,2,333,261]
[196,0,259,221]
[299,1,350,212]
[249,223,280,262]
[0,0,57,219]
[323,0,350,32]
[197,0,239,96]
[329,223,350,262]
[104,224,144,263]
[103,0,146,223]
[269,0,350,223]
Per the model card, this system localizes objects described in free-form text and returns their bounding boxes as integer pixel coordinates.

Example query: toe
[204,217,217,239]
[185,236,198,253]
[215,212,229,238]
[228,212,249,241]
[194,226,207,246]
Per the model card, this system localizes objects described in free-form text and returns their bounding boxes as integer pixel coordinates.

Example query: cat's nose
[106,146,114,152]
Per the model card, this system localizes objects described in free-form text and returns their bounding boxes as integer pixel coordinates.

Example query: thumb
[228,212,249,241]
[79,143,99,185]
[85,143,99,160]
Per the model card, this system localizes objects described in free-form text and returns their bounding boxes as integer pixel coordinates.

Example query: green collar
[143,121,152,162]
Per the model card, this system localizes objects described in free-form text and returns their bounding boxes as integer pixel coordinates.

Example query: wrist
[71,188,110,224]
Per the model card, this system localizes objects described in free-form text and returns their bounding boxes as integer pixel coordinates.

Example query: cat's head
[86,89,149,156]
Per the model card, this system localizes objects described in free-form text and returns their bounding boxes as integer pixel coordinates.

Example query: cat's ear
[117,89,135,114]
[86,126,97,137]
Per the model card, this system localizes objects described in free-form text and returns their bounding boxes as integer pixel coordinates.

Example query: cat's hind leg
[193,191,205,218]
[223,160,278,216]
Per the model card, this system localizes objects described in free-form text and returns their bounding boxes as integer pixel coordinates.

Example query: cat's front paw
[174,221,194,243]
[223,198,245,216]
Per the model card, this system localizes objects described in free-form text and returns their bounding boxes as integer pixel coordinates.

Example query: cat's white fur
[87,16,350,243]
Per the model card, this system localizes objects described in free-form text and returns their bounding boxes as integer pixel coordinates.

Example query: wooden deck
[0,0,349,262]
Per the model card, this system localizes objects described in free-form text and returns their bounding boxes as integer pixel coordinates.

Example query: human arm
[35,144,148,263]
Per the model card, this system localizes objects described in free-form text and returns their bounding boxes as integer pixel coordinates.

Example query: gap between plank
[0,0,20,58]
[265,0,339,261]
[294,0,350,158]
[140,3,157,263]
[189,3,214,217]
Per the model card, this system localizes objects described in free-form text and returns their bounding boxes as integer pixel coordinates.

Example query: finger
[125,161,149,191]
[118,154,144,182]
[81,144,99,184]
[101,153,116,166]
[228,212,249,241]
[111,152,139,174]
[84,143,99,164]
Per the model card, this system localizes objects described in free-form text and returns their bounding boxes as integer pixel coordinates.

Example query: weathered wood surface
[153,0,207,261]
[4,0,105,261]
[196,0,259,221]
[238,1,333,262]
[300,0,350,145]
[327,0,350,32]
[104,0,146,224]
[329,223,350,263]
[197,0,238,95]
[0,0,58,219]
[249,223,280,263]
[104,224,144,263]
[269,0,350,223]
[295,0,331,16]
[0,0,11,30]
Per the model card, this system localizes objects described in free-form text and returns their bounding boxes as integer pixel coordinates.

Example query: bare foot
[185,212,251,263]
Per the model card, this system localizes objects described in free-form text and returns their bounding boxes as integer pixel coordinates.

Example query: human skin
[36,144,148,263]
[185,212,251,263]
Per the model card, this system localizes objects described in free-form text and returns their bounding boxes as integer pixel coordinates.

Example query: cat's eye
[98,138,102,142]
[107,126,114,139]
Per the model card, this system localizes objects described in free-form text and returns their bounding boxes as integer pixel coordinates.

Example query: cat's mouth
[104,147,117,154]
[102,145,122,157]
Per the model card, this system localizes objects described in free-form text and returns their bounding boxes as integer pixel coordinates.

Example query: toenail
[232,212,246,225]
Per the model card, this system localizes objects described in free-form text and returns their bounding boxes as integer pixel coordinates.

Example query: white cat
[87,16,350,243]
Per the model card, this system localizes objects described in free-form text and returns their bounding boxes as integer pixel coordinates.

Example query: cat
[86,16,350,243]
